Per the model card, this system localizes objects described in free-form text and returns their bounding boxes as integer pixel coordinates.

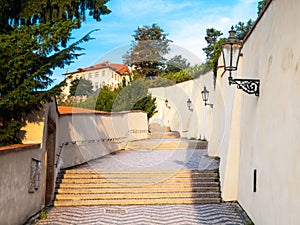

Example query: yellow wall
[22,121,44,144]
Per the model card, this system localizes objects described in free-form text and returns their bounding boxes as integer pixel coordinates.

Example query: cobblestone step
[60,172,218,179]
[55,164,220,206]
[58,177,218,184]
[57,181,220,189]
[63,169,218,174]
[56,192,221,200]
[57,186,220,194]
[148,131,180,139]
[125,140,208,150]
[54,197,221,206]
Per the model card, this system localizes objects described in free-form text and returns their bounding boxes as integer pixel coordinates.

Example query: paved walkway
[37,204,251,225]
[35,147,253,225]
[78,148,219,171]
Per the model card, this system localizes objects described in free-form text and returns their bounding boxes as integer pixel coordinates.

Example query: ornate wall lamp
[187,98,193,112]
[165,99,171,109]
[221,26,260,96]
[201,86,213,108]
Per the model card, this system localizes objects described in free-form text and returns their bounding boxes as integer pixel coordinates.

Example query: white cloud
[159,0,258,62]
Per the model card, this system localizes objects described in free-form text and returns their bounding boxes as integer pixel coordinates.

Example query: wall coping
[58,106,145,116]
[0,143,41,154]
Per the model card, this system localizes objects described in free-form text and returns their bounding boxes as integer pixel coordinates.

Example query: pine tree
[123,24,171,79]
[0,0,110,145]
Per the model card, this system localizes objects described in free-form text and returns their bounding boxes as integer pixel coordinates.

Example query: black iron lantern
[201,86,213,108]
[201,86,209,102]
[221,26,243,76]
[221,26,260,96]
[187,98,193,112]
[165,99,171,109]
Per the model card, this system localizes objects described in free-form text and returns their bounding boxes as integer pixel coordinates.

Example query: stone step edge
[60,174,218,180]
[57,183,220,189]
[54,198,221,206]
[55,193,221,200]
[58,177,219,183]
[56,187,220,194]
[63,169,218,174]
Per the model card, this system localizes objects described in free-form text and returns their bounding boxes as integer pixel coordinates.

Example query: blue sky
[52,0,259,85]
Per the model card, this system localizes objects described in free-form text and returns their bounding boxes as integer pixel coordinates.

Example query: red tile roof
[57,106,144,115]
[58,106,109,115]
[75,61,130,75]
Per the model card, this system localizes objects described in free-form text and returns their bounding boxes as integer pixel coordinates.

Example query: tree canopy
[123,24,171,79]
[164,55,190,74]
[202,28,223,77]
[258,0,267,15]
[235,20,254,40]
[70,78,93,97]
[0,0,110,146]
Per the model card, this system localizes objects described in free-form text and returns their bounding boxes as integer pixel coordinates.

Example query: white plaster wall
[0,145,44,225]
[57,111,148,168]
[236,0,300,224]
[209,0,300,224]
[149,72,214,139]
[208,56,243,201]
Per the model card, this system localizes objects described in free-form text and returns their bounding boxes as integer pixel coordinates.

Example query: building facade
[62,61,131,98]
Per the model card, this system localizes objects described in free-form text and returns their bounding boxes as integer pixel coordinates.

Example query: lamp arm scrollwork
[229,78,260,96]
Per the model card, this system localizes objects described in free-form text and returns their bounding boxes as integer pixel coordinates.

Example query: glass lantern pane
[201,92,205,102]
[187,99,191,107]
[205,90,209,101]
[201,87,209,102]
[231,43,242,70]
[222,44,232,70]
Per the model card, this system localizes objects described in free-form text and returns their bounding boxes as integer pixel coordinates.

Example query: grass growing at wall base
[39,210,48,220]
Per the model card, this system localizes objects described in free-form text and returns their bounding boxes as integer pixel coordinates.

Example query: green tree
[112,79,157,119]
[258,0,267,15]
[202,28,223,63]
[132,95,157,119]
[235,19,253,40]
[202,28,223,78]
[70,78,93,97]
[95,86,120,112]
[202,28,223,76]
[77,80,158,120]
[0,0,110,146]
[123,24,171,79]
[164,55,190,74]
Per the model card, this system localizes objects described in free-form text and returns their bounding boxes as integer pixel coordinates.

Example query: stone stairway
[148,131,180,139]
[125,139,208,150]
[54,169,221,207]
[148,123,180,139]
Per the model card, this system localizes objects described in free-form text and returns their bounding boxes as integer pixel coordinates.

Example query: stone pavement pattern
[37,203,251,225]
[78,148,219,171]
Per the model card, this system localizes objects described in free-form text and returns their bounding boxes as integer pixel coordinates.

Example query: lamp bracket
[205,102,214,108]
[229,77,260,96]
